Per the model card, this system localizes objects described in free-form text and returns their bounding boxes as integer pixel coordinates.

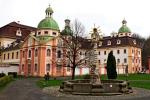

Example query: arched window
[57,50,61,58]
[35,49,38,57]
[47,49,51,56]
[28,50,31,58]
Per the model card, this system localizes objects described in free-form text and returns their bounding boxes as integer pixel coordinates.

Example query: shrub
[0,75,13,87]
[0,72,6,78]
[8,72,17,78]
[106,51,117,79]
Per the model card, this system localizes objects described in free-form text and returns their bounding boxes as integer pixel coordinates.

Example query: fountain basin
[59,79,132,95]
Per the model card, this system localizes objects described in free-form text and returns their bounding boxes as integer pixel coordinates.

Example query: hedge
[0,75,13,87]
[8,72,17,78]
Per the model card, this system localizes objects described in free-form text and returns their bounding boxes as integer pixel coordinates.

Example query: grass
[37,79,63,88]
[130,81,150,89]
[99,74,150,80]
[36,74,150,90]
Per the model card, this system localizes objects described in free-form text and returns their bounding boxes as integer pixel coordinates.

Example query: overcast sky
[0,0,150,37]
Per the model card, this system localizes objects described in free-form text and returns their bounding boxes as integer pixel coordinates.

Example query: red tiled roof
[98,36,143,48]
[0,22,36,40]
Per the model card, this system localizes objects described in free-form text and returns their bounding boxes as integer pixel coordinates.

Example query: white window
[16,29,22,36]
[133,40,136,44]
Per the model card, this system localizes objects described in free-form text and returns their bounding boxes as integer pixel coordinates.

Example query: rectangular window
[124,49,126,54]
[117,59,120,63]
[56,65,62,72]
[98,60,101,64]
[28,50,31,58]
[52,32,56,35]
[8,53,10,59]
[16,52,19,59]
[12,52,14,59]
[44,31,48,34]
[99,51,100,55]
[4,54,5,60]
[35,64,38,72]
[46,64,50,72]
[124,58,127,63]
[117,50,120,54]
[38,32,41,35]
[104,51,106,55]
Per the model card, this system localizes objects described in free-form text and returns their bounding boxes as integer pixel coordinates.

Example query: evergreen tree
[106,51,117,79]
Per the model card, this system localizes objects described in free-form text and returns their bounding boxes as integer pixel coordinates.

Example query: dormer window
[99,42,102,46]
[107,40,111,45]
[117,39,121,44]
[16,29,22,36]
[133,40,136,44]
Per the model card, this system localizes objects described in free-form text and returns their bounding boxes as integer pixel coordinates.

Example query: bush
[0,72,6,78]
[0,75,13,87]
[8,72,17,78]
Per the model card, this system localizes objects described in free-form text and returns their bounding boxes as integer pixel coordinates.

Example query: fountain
[59,65,132,95]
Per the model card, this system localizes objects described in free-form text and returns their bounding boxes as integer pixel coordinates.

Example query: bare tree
[61,19,94,80]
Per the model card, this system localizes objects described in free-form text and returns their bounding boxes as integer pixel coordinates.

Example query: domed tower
[36,5,60,44]
[61,19,73,36]
[118,19,132,37]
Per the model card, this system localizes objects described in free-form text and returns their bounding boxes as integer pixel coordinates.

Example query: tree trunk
[71,66,76,80]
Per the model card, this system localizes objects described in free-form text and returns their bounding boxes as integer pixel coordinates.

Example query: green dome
[118,19,131,33]
[118,25,131,33]
[37,5,59,30]
[37,17,59,30]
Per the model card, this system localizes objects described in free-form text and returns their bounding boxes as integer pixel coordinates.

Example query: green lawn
[37,79,63,88]
[99,74,150,80]
[130,81,150,89]
[37,74,150,90]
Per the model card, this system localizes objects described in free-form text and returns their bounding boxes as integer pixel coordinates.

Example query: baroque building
[0,5,142,76]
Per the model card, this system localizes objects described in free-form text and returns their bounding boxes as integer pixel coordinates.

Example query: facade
[93,19,142,74]
[0,5,142,76]
[0,20,36,74]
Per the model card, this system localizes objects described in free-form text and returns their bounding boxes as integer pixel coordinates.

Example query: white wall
[0,66,19,75]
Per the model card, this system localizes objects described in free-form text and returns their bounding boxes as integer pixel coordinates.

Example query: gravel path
[43,86,150,100]
[1,78,150,100]
[0,78,57,100]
